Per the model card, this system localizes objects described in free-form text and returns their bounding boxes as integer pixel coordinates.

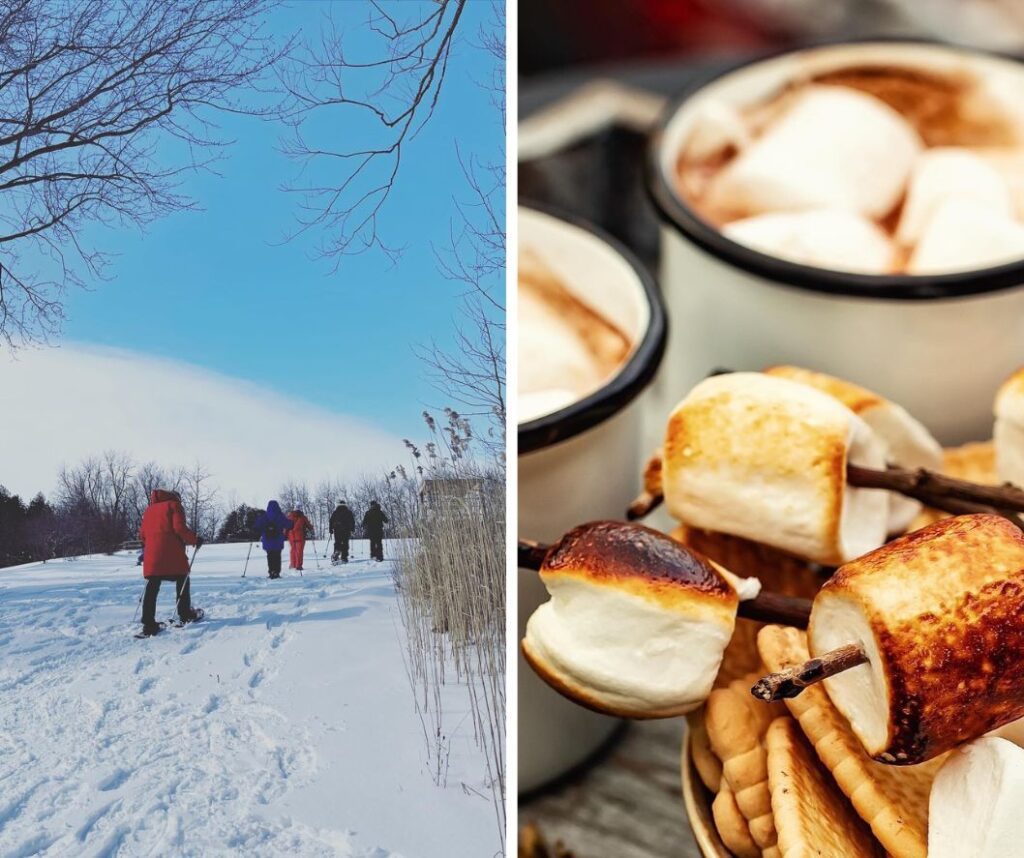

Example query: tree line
[0,450,403,569]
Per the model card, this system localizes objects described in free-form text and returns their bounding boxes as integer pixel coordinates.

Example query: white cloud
[0,343,404,502]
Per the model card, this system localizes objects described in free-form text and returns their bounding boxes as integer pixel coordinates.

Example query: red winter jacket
[286,511,313,544]
[139,489,198,578]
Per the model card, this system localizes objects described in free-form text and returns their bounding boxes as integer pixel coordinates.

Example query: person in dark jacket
[328,500,355,563]
[138,489,202,636]
[362,499,388,562]
[254,500,293,579]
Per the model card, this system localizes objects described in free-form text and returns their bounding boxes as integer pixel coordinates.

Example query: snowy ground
[0,540,498,857]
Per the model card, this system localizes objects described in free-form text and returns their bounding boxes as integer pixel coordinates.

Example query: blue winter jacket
[255,500,293,551]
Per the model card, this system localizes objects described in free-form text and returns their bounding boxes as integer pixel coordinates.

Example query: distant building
[419,478,485,516]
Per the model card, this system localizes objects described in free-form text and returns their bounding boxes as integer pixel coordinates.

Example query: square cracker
[767,716,884,857]
[756,625,943,858]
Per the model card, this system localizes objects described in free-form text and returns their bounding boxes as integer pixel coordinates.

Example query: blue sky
[58,1,504,442]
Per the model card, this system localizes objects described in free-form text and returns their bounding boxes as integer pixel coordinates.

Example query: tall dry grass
[388,410,506,853]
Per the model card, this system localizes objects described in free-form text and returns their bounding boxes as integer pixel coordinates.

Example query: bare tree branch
[0,0,288,347]
[279,0,466,265]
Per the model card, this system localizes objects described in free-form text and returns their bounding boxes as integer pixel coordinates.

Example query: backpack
[265,520,281,539]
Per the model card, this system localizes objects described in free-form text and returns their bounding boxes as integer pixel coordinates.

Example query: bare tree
[57,450,135,551]
[418,1,505,456]
[180,460,218,538]
[280,0,467,263]
[0,0,287,346]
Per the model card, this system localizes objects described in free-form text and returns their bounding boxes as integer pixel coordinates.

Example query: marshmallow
[810,514,1024,764]
[684,99,751,162]
[907,199,1024,274]
[707,85,921,220]
[723,209,893,273]
[763,366,942,534]
[994,368,1024,488]
[662,372,888,566]
[522,521,741,718]
[929,737,1024,858]
[897,148,1013,246]
[976,148,1024,220]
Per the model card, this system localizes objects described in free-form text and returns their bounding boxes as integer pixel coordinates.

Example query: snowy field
[0,541,497,857]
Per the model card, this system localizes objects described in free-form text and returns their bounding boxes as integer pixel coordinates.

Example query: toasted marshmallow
[522,521,741,718]
[663,372,888,566]
[907,199,1024,274]
[723,209,893,274]
[764,366,942,534]
[897,148,1013,246]
[706,85,921,220]
[994,368,1024,487]
[684,99,751,162]
[810,514,1024,764]
[929,737,1024,858]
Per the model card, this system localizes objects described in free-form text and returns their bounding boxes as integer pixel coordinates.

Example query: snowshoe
[134,621,166,639]
[172,608,205,628]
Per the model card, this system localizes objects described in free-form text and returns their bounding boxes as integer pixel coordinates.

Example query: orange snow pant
[289,540,306,570]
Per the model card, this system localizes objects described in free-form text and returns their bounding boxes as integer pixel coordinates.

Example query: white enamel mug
[518,205,666,793]
[648,41,1024,445]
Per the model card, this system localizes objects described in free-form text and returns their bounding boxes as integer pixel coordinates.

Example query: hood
[151,489,180,504]
[287,510,304,520]
[267,500,283,516]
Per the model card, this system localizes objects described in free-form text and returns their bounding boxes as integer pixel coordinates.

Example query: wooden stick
[518,538,548,571]
[628,453,1024,529]
[518,538,811,627]
[750,643,867,702]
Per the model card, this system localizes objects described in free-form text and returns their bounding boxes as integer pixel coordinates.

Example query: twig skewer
[750,643,868,701]
[628,455,1024,532]
[517,537,812,629]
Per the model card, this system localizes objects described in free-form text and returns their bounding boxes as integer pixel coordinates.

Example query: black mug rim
[647,38,1024,301]
[517,203,668,454]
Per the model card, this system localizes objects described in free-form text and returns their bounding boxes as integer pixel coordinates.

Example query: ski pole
[242,540,254,578]
[132,587,144,624]
[312,532,322,571]
[173,543,201,619]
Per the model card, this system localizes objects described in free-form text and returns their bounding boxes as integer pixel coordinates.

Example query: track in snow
[0,540,494,857]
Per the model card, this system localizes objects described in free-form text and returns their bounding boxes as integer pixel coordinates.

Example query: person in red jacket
[138,489,203,636]
[286,505,314,571]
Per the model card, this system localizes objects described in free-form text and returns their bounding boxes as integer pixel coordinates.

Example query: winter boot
[179,608,204,625]
[138,621,164,638]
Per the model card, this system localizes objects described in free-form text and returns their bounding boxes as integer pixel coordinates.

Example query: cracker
[766,717,884,857]
[910,441,997,530]
[756,625,943,858]
[686,708,722,792]
[705,673,786,853]
[711,779,760,858]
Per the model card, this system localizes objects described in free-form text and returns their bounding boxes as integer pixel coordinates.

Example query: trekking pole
[132,587,144,624]
[242,540,254,578]
[173,544,201,618]
[312,532,322,571]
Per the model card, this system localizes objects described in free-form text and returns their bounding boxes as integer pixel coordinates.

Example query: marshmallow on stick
[805,514,1024,765]
[995,368,1024,488]
[928,737,1024,858]
[662,372,889,566]
[724,209,894,274]
[519,522,810,720]
[706,85,921,220]
[763,366,942,534]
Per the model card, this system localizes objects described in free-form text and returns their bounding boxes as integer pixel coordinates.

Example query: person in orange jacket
[286,504,314,571]
[138,489,202,636]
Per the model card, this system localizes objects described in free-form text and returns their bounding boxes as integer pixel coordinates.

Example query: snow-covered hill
[0,541,496,857]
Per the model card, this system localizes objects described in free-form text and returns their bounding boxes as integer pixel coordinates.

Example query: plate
[681,732,735,858]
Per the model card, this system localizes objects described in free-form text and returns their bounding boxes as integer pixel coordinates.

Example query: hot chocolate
[518,249,630,423]
[675,60,1024,274]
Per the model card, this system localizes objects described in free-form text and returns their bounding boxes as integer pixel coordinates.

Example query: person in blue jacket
[254,500,293,579]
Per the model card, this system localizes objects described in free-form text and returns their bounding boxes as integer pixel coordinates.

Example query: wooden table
[519,719,701,858]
